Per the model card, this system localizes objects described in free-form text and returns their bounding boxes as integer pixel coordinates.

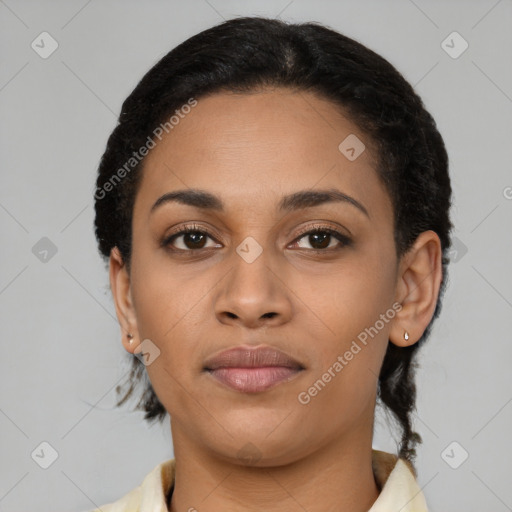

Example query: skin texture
[109,88,442,512]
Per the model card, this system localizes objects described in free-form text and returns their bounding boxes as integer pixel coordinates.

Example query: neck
[168,421,380,512]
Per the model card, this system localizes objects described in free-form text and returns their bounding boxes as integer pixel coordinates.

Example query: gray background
[1,0,511,511]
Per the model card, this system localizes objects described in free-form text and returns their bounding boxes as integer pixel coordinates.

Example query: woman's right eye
[162,228,221,252]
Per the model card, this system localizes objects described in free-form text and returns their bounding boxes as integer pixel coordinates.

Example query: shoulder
[370,449,429,512]
[86,459,175,512]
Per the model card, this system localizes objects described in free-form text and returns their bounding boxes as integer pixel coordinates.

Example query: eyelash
[161,223,352,253]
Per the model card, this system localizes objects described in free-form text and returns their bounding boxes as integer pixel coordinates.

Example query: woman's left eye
[162,224,351,252]
[290,227,351,251]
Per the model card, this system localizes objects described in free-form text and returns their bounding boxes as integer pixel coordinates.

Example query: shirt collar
[97,449,428,511]
[369,449,429,511]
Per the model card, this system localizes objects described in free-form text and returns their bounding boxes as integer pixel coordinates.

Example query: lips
[203,345,304,393]
[203,346,304,371]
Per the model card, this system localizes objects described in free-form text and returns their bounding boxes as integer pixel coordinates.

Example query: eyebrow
[150,188,369,218]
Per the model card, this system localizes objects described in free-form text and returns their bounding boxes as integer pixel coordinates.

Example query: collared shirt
[89,449,428,512]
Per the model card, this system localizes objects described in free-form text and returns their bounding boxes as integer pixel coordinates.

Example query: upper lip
[203,345,304,371]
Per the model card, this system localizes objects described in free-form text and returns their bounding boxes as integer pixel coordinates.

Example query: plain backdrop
[1,1,511,511]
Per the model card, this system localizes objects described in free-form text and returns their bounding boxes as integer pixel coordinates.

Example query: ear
[109,247,140,354]
[389,230,443,347]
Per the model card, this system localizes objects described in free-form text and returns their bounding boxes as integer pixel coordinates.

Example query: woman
[92,16,452,512]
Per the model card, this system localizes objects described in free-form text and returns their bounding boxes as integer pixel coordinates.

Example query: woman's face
[117,88,402,464]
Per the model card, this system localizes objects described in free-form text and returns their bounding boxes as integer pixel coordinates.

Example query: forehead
[133,88,392,222]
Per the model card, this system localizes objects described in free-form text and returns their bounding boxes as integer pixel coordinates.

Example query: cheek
[129,254,215,376]
[294,267,392,420]
[130,264,206,417]
[295,254,395,397]
[304,257,394,337]
[130,241,200,337]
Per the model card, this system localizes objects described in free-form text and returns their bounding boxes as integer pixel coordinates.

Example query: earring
[404,331,409,341]
[127,333,134,344]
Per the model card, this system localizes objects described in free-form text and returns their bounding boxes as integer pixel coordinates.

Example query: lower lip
[207,367,302,393]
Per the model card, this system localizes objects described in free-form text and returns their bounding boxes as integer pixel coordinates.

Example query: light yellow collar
[92,449,428,511]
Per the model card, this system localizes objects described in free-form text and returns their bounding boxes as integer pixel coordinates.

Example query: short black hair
[94,16,453,470]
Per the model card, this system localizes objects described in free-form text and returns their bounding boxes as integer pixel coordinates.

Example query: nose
[213,249,292,329]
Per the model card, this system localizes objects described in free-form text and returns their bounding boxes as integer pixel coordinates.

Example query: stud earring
[127,333,134,344]
[404,331,409,341]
